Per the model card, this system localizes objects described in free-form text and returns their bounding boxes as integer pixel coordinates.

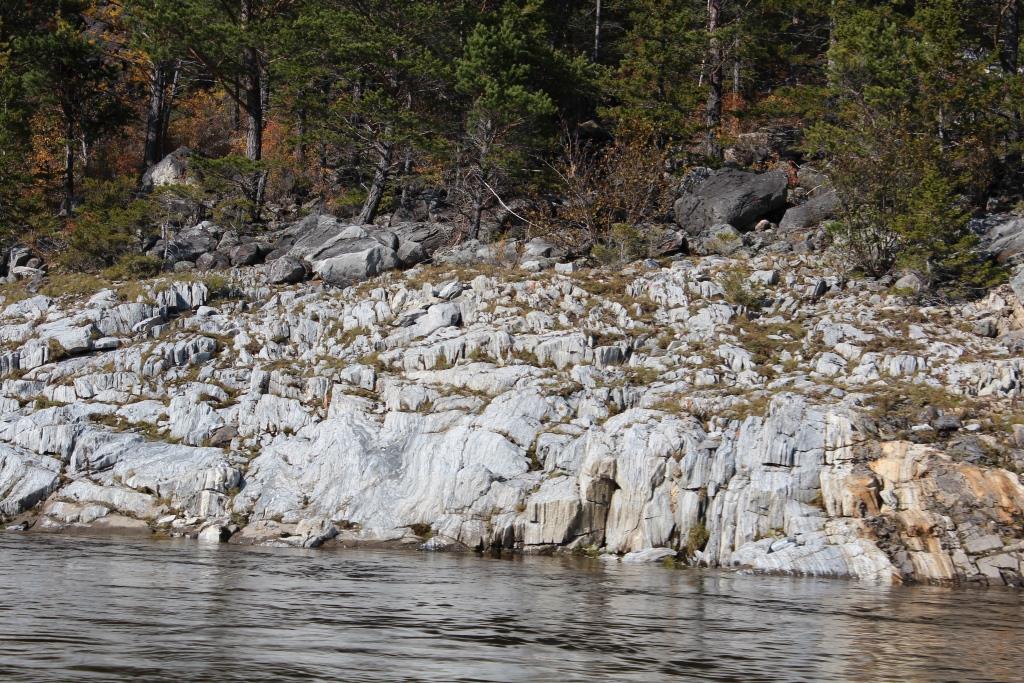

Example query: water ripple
[0,534,1021,682]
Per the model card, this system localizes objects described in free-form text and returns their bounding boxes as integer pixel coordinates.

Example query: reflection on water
[0,534,1020,682]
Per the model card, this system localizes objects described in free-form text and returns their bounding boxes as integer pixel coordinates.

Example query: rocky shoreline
[3,230,1024,586]
[3,164,1024,587]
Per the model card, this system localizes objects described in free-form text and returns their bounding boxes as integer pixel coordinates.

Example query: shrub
[809,0,1012,295]
[720,270,765,312]
[60,177,157,272]
[192,154,269,223]
[103,254,164,280]
[534,127,673,264]
[684,522,710,559]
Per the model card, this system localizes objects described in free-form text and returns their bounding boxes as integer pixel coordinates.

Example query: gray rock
[894,273,924,293]
[674,169,788,234]
[208,426,238,448]
[523,238,559,259]
[0,445,60,518]
[390,222,455,254]
[554,262,578,274]
[651,229,688,258]
[932,414,962,432]
[290,517,338,548]
[141,147,194,191]
[165,221,220,264]
[976,214,1024,265]
[229,243,262,267]
[198,524,229,543]
[436,281,464,300]
[973,318,998,338]
[316,242,399,287]
[779,190,839,231]
[395,239,427,267]
[964,534,1004,555]
[622,547,678,564]
[196,251,230,271]
[267,256,308,285]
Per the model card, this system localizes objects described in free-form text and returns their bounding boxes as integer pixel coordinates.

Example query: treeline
[0,1,1021,286]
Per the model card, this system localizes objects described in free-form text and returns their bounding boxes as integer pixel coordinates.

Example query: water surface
[0,534,1020,682]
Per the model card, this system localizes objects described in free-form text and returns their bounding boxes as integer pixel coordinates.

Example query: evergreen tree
[10,1,130,215]
[273,0,457,224]
[811,0,1015,288]
[601,0,704,147]
[455,1,592,238]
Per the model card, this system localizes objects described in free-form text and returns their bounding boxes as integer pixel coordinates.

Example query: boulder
[229,243,262,267]
[198,524,230,543]
[522,237,561,260]
[281,215,447,286]
[396,239,427,267]
[779,190,839,231]
[196,251,230,271]
[289,517,338,548]
[141,147,194,191]
[650,228,688,258]
[315,240,399,287]
[674,168,788,234]
[7,247,31,273]
[894,273,925,293]
[622,547,678,564]
[797,166,830,195]
[267,256,308,285]
[164,221,221,264]
[285,215,450,259]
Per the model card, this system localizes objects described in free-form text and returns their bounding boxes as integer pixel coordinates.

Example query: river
[0,534,1020,682]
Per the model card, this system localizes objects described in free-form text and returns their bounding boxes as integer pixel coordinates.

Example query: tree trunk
[295,107,307,165]
[241,0,262,163]
[160,61,180,152]
[470,185,485,240]
[593,0,602,62]
[144,62,166,168]
[358,140,392,225]
[399,149,413,208]
[704,0,723,161]
[469,120,493,241]
[62,118,75,216]
[1000,0,1020,74]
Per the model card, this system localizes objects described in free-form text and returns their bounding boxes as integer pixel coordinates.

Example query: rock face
[1,245,1023,586]
[975,213,1024,265]
[674,169,788,234]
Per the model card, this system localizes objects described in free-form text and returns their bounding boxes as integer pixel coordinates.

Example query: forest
[0,0,1021,292]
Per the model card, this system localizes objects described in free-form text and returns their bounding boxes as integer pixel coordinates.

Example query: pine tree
[811,0,1016,289]
[601,0,704,147]
[10,2,130,215]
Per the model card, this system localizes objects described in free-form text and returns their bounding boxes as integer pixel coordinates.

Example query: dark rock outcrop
[674,168,788,235]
